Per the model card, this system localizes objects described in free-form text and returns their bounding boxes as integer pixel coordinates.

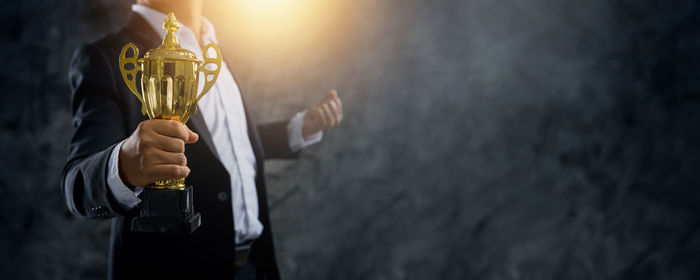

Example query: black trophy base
[132,213,201,234]
[131,186,202,234]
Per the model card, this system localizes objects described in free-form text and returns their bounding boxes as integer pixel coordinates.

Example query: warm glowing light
[205,0,349,66]
[204,0,354,100]
[208,0,328,41]
[237,0,298,20]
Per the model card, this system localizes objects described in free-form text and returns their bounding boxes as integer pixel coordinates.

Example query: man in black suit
[61,0,343,279]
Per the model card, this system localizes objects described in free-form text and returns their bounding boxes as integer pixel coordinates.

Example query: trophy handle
[195,43,222,105]
[119,43,147,115]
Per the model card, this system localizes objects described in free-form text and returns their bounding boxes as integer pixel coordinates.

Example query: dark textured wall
[1,0,700,279]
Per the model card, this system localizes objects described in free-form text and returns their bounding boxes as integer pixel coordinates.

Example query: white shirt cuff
[287,110,323,152]
[107,140,143,210]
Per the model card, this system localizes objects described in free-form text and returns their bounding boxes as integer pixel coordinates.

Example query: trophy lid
[142,13,199,62]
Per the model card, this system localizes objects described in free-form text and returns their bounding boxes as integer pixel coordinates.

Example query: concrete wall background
[1,0,700,279]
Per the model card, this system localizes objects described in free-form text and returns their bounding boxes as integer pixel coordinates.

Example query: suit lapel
[124,13,161,50]
[187,111,221,162]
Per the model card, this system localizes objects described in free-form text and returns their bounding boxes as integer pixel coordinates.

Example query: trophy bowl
[117,12,222,233]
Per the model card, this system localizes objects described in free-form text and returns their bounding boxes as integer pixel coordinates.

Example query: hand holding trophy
[118,13,222,233]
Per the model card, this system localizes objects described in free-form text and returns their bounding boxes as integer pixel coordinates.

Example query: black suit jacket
[62,14,294,279]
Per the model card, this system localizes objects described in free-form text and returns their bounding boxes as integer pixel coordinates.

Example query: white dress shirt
[107,4,322,244]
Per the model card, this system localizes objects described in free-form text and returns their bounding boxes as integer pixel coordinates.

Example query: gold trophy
[118,13,222,233]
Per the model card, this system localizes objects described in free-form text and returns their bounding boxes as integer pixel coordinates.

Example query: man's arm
[257,90,343,160]
[257,120,299,159]
[62,44,130,219]
[62,44,198,219]
[287,110,323,152]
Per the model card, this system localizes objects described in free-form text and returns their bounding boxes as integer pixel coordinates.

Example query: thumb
[185,127,199,143]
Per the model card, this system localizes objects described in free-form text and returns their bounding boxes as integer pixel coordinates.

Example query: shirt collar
[131,4,218,45]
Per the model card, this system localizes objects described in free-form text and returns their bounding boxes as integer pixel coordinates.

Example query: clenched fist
[118,119,199,187]
[303,90,344,138]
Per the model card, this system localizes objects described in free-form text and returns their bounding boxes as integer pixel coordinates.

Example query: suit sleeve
[61,44,131,219]
[257,121,299,160]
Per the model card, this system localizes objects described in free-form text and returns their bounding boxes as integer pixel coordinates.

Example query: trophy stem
[150,178,186,190]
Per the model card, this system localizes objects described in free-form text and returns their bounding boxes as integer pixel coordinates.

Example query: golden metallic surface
[118,12,222,190]
[151,178,186,191]
[118,43,147,115]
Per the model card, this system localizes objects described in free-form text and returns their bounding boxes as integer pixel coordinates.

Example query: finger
[147,133,186,153]
[322,103,337,127]
[147,165,190,181]
[315,90,336,106]
[149,120,190,142]
[326,98,343,124]
[327,97,340,114]
[315,107,330,128]
[185,128,199,144]
[320,90,337,104]
[147,149,187,166]
[327,90,343,119]
[334,94,343,116]
[331,98,343,123]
